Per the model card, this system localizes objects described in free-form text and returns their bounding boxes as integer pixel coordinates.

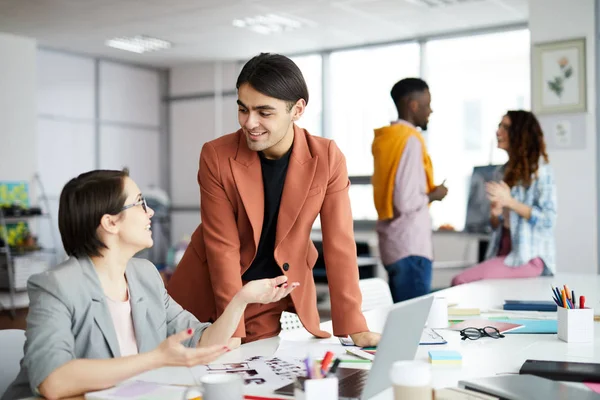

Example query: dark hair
[58,169,129,258]
[503,110,549,187]
[236,53,309,110]
[390,78,429,108]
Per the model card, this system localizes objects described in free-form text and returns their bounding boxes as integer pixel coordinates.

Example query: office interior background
[0,0,598,320]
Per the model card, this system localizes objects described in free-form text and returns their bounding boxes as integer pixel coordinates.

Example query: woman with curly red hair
[452,110,557,285]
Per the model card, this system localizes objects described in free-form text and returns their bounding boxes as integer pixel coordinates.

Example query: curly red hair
[503,110,549,187]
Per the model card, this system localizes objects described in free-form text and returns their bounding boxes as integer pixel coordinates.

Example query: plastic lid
[389,360,432,387]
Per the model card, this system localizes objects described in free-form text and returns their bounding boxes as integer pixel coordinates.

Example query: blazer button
[282,263,290,271]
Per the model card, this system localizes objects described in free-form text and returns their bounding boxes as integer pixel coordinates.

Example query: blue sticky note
[428,350,462,360]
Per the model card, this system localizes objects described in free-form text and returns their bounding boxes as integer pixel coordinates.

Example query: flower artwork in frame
[533,38,586,114]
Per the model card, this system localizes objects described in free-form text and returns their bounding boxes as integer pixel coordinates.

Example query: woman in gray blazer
[2,169,299,400]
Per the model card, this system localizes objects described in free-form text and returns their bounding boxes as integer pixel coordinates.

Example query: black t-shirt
[241,147,292,281]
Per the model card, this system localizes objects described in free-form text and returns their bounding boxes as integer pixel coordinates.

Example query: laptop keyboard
[338,368,369,399]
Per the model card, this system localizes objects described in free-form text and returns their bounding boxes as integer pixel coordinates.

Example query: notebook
[502,319,557,334]
[503,300,557,312]
[448,318,523,333]
[520,359,600,383]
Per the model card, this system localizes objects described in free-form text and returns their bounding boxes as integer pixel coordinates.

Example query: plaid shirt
[485,162,557,273]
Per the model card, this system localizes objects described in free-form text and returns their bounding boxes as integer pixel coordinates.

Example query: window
[329,43,421,176]
[424,29,531,230]
[291,55,323,137]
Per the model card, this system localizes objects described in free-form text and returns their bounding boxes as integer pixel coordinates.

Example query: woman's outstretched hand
[237,275,300,305]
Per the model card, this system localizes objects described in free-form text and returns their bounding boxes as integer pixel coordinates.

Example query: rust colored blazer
[167,125,368,339]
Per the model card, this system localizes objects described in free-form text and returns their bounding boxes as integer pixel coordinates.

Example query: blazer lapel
[80,257,121,358]
[230,132,264,248]
[125,264,151,353]
[276,125,318,248]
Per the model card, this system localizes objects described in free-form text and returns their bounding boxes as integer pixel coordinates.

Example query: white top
[106,290,139,357]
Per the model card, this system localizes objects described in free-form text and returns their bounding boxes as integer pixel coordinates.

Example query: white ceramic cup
[426,296,448,329]
[389,360,432,400]
[198,373,243,400]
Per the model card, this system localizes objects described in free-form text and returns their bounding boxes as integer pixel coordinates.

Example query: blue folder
[503,319,558,334]
[503,300,557,312]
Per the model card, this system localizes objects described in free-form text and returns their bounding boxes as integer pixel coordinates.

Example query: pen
[561,289,567,308]
[564,285,571,301]
[572,291,576,308]
[580,295,586,309]
[327,358,341,376]
[550,286,561,306]
[321,351,334,376]
[554,287,562,305]
[304,356,312,379]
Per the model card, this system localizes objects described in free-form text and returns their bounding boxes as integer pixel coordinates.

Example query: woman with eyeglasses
[2,169,299,400]
[451,110,557,285]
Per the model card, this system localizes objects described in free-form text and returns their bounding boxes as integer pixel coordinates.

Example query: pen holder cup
[294,376,339,400]
[557,306,594,343]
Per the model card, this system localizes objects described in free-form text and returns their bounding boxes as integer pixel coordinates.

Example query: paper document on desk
[85,381,188,400]
[131,356,306,392]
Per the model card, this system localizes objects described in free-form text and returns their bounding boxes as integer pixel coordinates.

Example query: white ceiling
[0,0,529,67]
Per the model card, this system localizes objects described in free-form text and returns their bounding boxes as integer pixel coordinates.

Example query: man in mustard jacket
[372,78,447,303]
[168,53,380,348]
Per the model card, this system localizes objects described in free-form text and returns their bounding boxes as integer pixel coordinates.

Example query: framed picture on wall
[533,38,586,114]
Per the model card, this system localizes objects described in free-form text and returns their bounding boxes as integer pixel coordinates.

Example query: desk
[221,273,600,399]
[27,273,600,399]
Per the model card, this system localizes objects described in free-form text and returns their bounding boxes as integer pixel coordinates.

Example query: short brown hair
[58,169,129,258]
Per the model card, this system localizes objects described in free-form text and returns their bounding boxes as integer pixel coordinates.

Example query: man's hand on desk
[350,331,381,347]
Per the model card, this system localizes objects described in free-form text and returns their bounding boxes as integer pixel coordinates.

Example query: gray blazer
[2,257,210,400]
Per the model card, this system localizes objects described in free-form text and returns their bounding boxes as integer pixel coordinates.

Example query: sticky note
[428,350,462,365]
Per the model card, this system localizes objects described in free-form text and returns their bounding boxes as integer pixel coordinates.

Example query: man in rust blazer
[168,53,380,348]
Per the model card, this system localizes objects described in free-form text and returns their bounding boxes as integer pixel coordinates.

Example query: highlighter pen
[304,356,312,379]
[321,351,334,376]
[327,358,342,376]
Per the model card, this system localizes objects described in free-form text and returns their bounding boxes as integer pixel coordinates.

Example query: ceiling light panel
[105,35,172,54]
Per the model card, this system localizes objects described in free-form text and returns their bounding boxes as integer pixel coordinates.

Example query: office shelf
[0,174,59,318]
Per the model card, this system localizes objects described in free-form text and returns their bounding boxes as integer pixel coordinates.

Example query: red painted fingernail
[283,284,288,288]
[187,328,193,335]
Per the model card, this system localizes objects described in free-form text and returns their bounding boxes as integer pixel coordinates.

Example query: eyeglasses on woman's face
[121,197,148,214]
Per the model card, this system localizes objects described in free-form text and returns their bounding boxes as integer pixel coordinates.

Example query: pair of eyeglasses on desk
[460,326,505,341]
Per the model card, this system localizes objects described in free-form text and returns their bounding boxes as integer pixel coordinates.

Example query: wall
[529,0,597,274]
[0,33,37,309]
[0,45,165,310]
[36,49,166,262]
[168,61,240,244]
[0,33,37,182]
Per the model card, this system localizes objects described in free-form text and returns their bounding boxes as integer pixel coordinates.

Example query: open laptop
[274,295,434,399]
